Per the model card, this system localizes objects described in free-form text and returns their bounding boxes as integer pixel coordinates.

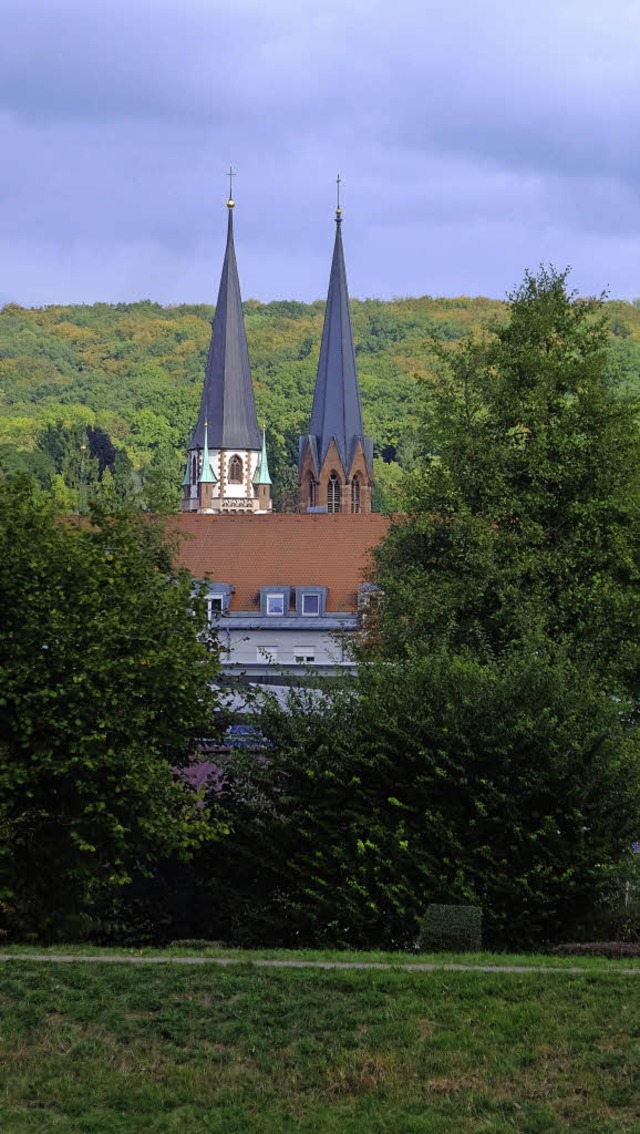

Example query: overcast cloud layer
[2,0,640,306]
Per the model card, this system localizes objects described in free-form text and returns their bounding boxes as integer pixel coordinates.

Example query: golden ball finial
[227,198,235,209]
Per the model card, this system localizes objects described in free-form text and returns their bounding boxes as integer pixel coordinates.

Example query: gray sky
[2,0,640,306]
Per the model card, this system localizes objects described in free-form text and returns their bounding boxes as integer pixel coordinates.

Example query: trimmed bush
[418,904,483,952]
[553,942,640,959]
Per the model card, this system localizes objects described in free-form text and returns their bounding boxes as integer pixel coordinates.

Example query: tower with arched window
[298,201,373,514]
[182,197,271,514]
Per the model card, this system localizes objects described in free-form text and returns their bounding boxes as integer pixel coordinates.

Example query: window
[228,454,243,483]
[266,593,285,615]
[257,645,279,663]
[260,586,291,616]
[307,473,317,508]
[207,596,224,620]
[205,584,233,617]
[301,593,320,616]
[327,472,341,513]
[295,586,327,617]
[351,475,361,514]
[294,647,316,664]
[191,454,198,486]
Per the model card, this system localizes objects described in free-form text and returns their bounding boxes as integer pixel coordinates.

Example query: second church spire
[299,190,373,514]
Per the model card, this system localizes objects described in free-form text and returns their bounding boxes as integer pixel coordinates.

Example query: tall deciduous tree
[0,477,221,938]
[371,268,640,697]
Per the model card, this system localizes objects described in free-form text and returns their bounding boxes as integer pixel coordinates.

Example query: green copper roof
[198,420,218,484]
[252,430,272,485]
[182,458,191,487]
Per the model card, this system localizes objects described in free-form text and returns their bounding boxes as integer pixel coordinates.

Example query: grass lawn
[0,959,639,1133]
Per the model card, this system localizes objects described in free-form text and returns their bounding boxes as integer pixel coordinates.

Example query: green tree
[0,477,222,939]
[207,647,639,949]
[371,268,640,696]
[142,446,183,513]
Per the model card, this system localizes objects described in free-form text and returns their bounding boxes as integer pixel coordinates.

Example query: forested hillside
[1,295,640,511]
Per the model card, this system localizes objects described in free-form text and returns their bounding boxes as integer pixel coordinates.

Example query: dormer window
[205,583,233,620]
[228,455,243,483]
[301,593,320,616]
[295,586,327,617]
[260,586,291,616]
[266,593,285,615]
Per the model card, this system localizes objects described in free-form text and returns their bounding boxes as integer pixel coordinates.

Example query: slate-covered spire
[191,199,261,452]
[308,203,369,473]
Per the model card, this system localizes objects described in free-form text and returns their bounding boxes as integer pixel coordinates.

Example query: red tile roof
[168,513,391,613]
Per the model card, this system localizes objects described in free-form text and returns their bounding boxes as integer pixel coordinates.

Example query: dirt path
[1,953,638,974]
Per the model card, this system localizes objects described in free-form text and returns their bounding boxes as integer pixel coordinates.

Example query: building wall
[216,623,355,673]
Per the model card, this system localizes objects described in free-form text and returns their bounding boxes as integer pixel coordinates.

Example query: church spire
[190,195,261,453]
[299,183,373,514]
[307,186,372,474]
[181,189,271,514]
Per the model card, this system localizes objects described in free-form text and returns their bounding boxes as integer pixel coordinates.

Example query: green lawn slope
[1,956,638,1132]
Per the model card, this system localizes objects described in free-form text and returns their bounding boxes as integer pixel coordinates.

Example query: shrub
[418,904,483,952]
[553,942,640,959]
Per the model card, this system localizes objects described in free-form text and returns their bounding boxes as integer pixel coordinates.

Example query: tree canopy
[371,268,640,695]
[3,291,640,512]
[0,478,222,938]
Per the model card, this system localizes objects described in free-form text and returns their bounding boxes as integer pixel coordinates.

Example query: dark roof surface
[169,512,391,612]
[191,206,261,452]
[307,217,371,472]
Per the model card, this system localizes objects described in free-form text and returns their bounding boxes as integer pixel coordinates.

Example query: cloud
[2,0,640,305]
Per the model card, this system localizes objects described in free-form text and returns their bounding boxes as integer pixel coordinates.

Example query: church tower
[299,189,373,514]
[182,192,271,514]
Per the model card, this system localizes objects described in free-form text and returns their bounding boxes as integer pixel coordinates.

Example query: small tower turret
[197,419,218,512]
[252,429,273,513]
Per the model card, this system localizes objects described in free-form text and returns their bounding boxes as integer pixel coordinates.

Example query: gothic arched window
[327,472,341,514]
[307,472,317,508]
[228,455,243,484]
[191,455,198,486]
[351,475,361,514]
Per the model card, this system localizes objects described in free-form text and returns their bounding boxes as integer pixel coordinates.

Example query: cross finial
[227,164,236,207]
[336,173,342,220]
